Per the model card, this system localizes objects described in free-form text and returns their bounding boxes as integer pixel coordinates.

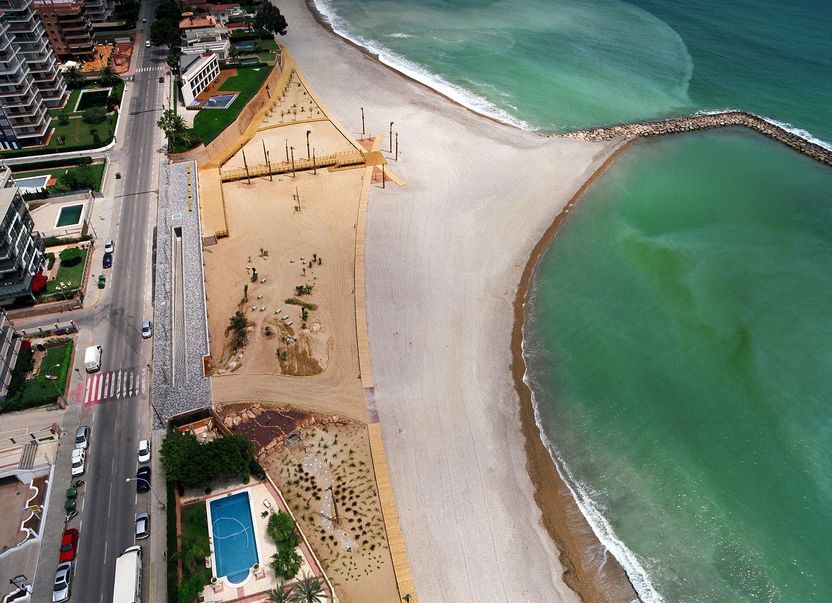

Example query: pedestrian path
[83,367,147,406]
[134,65,166,73]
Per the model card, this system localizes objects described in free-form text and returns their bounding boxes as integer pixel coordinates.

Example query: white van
[84,345,102,373]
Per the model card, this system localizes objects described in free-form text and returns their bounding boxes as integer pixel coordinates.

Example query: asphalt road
[31,6,166,602]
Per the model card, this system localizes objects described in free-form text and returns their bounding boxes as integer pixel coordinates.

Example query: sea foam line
[520,326,665,603]
[694,108,832,151]
[311,0,533,131]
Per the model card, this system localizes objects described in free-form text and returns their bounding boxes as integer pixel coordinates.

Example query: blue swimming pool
[210,492,259,584]
[202,93,238,110]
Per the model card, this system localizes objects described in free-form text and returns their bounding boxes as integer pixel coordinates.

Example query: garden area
[0,73,123,158]
[191,65,272,146]
[43,246,88,299]
[13,157,106,197]
[0,339,73,413]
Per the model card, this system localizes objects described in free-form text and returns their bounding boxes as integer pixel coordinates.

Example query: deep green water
[312,1,832,600]
[525,131,832,601]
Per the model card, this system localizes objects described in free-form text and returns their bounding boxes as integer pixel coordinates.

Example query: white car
[104,239,115,254]
[70,449,85,477]
[138,439,150,464]
[141,320,153,339]
[135,512,149,540]
[145,40,151,47]
[52,561,73,602]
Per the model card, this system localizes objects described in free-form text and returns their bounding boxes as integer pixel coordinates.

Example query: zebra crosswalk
[135,65,166,73]
[83,367,147,406]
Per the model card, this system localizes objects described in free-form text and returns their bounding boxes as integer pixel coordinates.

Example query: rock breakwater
[551,111,832,167]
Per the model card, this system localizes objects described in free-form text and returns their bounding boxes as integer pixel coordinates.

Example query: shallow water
[525,130,832,602]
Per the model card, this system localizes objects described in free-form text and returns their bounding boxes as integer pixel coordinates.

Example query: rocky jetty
[551,111,832,167]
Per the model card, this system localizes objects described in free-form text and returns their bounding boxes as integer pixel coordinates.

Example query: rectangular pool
[209,492,259,584]
[56,204,84,227]
[14,175,50,192]
[202,93,238,110]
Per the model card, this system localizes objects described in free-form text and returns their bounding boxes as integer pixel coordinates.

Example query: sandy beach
[271,1,642,601]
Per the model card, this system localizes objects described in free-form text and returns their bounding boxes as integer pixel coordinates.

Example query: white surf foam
[694,108,832,151]
[520,321,666,603]
[387,32,413,39]
[311,0,533,131]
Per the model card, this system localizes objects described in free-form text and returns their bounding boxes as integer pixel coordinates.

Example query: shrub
[45,252,55,270]
[82,106,106,124]
[59,247,84,266]
[270,547,302,580]
[228,310,248,351]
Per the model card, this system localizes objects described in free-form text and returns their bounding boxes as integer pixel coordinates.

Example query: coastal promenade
[551,110,832,167]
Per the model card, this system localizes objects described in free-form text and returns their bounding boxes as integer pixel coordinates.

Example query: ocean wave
[693,109,832,150]
[520,322,666,603]
[387,32,413,39]
[311,0,533,131]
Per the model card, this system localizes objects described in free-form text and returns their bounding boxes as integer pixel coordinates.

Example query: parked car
[138,439,150,463]
[74,425,90,449]
[136,466,150,492]
[52,561,72,602]
[158,76,164,83]
[142,17,146,23]
[135,512,149,540]
[145,40,151,47]
[104,239,115,254]
[141,320,152,339]
[59,528,78,562]
[103,252,112,269]
[70,449,85,477]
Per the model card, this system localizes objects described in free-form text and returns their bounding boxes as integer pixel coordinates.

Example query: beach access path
[279,2,623,602]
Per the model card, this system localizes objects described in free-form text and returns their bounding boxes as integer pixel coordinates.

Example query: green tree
[150,19,180,47]
[178,573,205,603]
[228,45,240,62]
[293,574,329,603]
[228,310,248,351]
[63,65,86,89]
[98,65,121,86]
[270,547,302,580]
[59,247,84,266]
[267,512,300,549]
[254,3,288,36]
[267,580,293,603]
[166,48,182,69]
[156,108,187,142]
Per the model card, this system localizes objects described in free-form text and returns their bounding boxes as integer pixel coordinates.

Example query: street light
[126,478,165,509]
[389,121,394,152]
[306,129,311,159]
[45,363,66,408]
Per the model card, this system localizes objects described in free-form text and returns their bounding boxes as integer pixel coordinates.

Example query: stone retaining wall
[551,111,832,167]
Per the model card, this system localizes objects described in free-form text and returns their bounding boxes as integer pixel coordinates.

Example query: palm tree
[63,65,86,89]
[267,579,293,603]
[292,574,329,603]
[228,45,240,63]
[98,65,121,87]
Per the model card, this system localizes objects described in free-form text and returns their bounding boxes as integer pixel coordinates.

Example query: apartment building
[34,0,94,61]
[81,0,110,23]
[0,169,45,305]
[0,18,51,148]
[0,308,20,401]
[0,0,67,108]
[180,51,219,106]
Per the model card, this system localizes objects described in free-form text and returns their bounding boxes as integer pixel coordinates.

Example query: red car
[59,528,78,562]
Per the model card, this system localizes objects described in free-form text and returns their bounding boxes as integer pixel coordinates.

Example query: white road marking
[96,373,103,401]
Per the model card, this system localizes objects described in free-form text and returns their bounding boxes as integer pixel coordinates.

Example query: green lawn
[13,162,106,192]
[190,65,271,144]
[179,503,213,598]
[47,115,116,150]
[45,248,87,296]
[2,341,73,411]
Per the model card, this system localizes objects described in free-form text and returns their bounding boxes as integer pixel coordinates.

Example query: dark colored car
[103,252,112,268]
[59,528,78,562]
[136,466,151,492]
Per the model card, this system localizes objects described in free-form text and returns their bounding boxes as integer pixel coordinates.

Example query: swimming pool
[202,93,238,110]
[14,175,50,192]
[235,42,253,50]
[56,204,84,227]
[209,492,259,584]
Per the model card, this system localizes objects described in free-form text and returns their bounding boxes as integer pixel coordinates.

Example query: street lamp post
[306,130,311,159]
[389,121,394,152]
[126,478,165,509]
[290,146,295,177]
[45,363,66,408]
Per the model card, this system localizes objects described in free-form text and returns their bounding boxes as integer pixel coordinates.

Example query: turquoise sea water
[315,0,832,143]
[312,1,832,601]
[526,131,832,602]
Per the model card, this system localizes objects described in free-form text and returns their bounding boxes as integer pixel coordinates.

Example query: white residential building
[180,51,219,107]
